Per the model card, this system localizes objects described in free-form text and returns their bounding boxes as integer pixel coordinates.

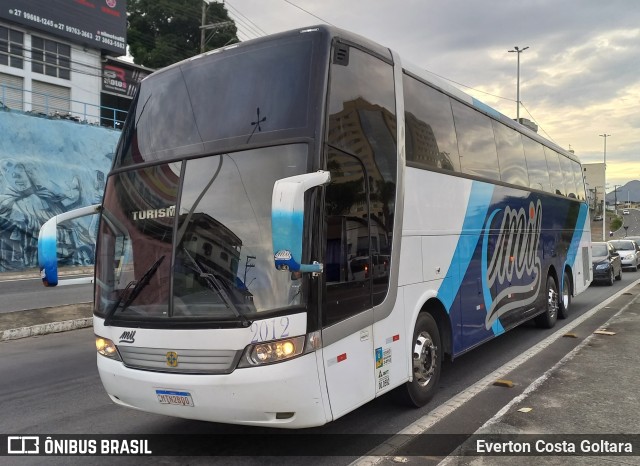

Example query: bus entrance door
[321,151,375,419]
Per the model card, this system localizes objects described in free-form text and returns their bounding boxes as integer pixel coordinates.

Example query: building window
[31,36,70,80]
[0,26,24,69]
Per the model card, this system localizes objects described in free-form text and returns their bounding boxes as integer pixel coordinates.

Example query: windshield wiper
[104,255,165,325]
[182,248,251,327]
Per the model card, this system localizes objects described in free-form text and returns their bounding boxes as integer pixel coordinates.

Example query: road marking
[351,279,640,466]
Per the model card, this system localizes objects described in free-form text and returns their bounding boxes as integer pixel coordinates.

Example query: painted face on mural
[1,160,31,192]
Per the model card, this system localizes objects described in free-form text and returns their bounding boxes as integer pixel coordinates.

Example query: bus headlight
[95,335,122,361]
[238,335,306,367]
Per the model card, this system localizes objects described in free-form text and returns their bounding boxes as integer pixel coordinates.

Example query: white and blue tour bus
[39,25,592,428]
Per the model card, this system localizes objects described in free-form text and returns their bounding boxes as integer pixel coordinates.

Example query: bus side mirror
[272,170,330,273]
[38,204,102,287]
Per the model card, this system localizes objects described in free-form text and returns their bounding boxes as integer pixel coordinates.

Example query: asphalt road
[0,276,93,314]
[1,271,637,465]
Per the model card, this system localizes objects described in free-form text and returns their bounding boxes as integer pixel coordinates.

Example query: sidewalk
[441,284,640,464]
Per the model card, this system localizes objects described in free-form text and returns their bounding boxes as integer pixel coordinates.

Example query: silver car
[608,240,640,271]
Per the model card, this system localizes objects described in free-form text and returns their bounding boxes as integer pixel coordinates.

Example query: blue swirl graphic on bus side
[438,181,494,313]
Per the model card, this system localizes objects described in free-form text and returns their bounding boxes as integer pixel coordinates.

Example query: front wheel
[396,313,442,407]
[558,270,571,319]
[607,268,615,286]
[535,275,559,329]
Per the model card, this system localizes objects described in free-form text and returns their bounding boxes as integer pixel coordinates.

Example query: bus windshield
[114,33,320,167]
[94,144,308,325]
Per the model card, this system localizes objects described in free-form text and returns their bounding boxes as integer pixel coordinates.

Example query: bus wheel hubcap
[413,332,437,387]
[548,287,558,319]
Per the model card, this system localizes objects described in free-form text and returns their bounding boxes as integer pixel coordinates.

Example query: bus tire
[558,270,571,319]
[398,312,442,408]
[535,275,559,329]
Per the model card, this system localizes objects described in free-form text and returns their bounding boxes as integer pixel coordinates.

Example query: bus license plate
[156,389,194,407]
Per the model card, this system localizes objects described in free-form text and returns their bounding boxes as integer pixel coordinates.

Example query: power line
[422,68,514,102]
[520,101,557,144]
[282,0,335,27]
[225,13,262,40]
[225,1,268,37]
[234,25,259,41]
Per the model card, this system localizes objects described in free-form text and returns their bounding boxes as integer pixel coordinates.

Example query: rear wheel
[535,275,559,328]
[397,313,442,407]
[558,270,571,319]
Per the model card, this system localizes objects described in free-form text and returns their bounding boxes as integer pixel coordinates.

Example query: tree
[127,0,238,69]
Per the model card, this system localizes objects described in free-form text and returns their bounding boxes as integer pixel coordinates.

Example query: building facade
[582,162,605,213]
[0,0,150,127]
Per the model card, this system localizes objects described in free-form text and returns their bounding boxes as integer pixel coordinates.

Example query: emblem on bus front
[119,330,136,343]
[166,351,178,367]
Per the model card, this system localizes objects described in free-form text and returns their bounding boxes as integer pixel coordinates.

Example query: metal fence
[0,83,127,129]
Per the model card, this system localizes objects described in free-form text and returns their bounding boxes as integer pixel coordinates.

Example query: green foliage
[610,215,622,232]
[127,0,238,68]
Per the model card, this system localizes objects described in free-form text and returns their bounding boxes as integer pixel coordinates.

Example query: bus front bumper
[97,352,328,428]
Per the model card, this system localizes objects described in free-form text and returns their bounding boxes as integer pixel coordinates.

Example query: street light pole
[600,133,611,241]
[509,46,529,123]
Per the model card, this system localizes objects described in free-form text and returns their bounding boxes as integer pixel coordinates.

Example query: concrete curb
[0,317,93,342]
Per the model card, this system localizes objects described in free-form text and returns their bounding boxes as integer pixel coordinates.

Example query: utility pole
[201,1,207,54]
[508,46,529,123]
[200,0,233,53]
[613,185,622,212]
[599,133,610,241]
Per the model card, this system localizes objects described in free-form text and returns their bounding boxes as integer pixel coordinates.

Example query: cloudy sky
[223,0,639,190]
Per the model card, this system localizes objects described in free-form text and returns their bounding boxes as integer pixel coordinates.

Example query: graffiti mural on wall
[0,111,119,272]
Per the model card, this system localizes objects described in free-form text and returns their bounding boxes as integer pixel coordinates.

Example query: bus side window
[327,43,396,308]
[403,74,461,173]
[522,137,552,193]
[571,159,586,201]
[544,147,566,196]
[559,155,577,199]
[451,100,500,182]
[492,119,528,187]
[323,150,372,326]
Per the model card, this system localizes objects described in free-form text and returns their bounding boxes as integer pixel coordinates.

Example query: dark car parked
[591,242,622,286]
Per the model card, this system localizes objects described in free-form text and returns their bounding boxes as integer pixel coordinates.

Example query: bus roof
[139,24,580,165]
